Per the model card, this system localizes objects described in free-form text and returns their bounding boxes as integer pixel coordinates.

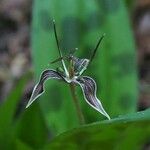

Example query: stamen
[52,20,69,77]
[89,33,105,63]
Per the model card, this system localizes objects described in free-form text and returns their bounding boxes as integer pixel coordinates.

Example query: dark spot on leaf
[61,17,83,53]
[111,53,136,78]
[39,10,52,31]
[98,0,120,14]
[86,11,104,30]
[49,86,62,111]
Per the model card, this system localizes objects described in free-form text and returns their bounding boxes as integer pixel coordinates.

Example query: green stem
[69,83,85,125]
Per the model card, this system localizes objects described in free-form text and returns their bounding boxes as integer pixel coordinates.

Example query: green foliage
[0,0,146,149]
[31,0,138,134]
[15,139,33,150]
[97,0,138,116]
[45,109,150,149]
[0,74,48,149]
[0,73,149,149]
[15,103,48,149]
[0,73,30,149]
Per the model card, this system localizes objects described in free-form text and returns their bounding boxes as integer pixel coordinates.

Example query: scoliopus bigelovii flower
[26,20,110,120]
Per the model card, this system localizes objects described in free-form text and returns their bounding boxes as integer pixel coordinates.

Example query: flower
[26,20,110,120]
[26,56,110,120]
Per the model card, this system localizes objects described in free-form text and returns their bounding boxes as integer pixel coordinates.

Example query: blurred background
[0,0,149,149]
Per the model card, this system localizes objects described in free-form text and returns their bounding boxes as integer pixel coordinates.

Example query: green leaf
[82,0,138,120]
[15,139,33,150]
[0,73,31,149]
[15,103,49,149]
[45,109,150,149]
[99,0,138,117]
[31,0,79,134]
[31,0,138,134]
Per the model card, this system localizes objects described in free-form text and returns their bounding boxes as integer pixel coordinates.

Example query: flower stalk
[69,83,85,125]
[68,59,85,124]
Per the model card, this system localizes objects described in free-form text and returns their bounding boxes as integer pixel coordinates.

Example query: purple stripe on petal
[26,69,64,108]
[75,76,110,120]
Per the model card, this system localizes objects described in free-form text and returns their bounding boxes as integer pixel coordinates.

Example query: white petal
[26,69,64,108]
[75,76,110,120]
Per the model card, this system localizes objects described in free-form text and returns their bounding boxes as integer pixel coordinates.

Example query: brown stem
[69,83,85,125]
